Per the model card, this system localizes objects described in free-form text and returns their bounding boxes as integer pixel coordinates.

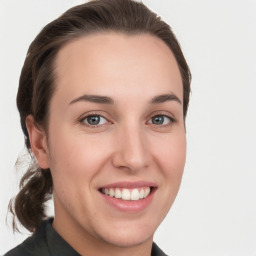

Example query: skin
[26,32,186,256]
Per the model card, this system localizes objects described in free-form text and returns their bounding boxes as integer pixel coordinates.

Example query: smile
[100,187,151,201]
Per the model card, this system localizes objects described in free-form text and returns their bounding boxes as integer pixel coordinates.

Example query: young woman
[5,0,191,255]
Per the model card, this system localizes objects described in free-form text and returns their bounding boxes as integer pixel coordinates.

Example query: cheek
[149,132,186,219]
[47,128,107,190]
[156,131,186,164]
[153,132,186,183]
[47,134,107,217]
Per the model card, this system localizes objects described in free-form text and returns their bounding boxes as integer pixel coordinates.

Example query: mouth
[99,187,153,201]
[98,181,157,212]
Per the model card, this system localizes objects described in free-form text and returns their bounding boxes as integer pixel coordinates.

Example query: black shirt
[4,219,167,256]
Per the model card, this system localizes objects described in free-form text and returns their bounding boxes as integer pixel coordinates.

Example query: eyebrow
[150,94,182,104]
[69,95,114,105]
[69,93,181,105]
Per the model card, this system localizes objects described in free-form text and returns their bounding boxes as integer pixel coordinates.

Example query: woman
[5,0,191,255]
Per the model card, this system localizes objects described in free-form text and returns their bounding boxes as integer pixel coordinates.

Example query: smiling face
[31,32,186,255]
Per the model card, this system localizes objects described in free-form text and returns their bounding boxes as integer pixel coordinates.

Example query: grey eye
[149,115,171,125]
[83,115,107,126]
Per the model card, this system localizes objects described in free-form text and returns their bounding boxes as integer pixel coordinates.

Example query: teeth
[131,189,140,200]
[122,189,131,200]
[139,189,144,199]
[114,188,122,199]
[145,187,150,197]
[109,188,115,197]
[101,187,151,201]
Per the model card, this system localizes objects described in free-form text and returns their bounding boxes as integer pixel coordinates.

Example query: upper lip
[99,181,157,189]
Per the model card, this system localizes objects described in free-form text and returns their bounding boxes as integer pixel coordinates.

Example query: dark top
[4,219,167,256]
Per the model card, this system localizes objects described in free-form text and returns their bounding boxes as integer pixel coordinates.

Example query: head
[11,0,191,253]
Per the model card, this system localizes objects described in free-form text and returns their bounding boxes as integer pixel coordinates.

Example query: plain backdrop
[1,0,256,255]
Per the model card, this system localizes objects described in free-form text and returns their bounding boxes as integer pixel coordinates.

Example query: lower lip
[100,188,156,212]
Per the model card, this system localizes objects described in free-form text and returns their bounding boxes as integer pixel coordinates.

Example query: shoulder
[152,242,168,256]
[4,221,51,256]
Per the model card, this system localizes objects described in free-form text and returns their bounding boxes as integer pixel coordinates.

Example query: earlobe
[26,115,50,169]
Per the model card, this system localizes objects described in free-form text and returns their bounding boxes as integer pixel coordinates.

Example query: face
[36,33,186,252]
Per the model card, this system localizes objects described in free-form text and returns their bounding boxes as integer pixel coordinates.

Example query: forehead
[53,32,183,103]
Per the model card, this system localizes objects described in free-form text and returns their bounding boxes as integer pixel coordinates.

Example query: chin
[92,219,156,248]
[100,229,153,248]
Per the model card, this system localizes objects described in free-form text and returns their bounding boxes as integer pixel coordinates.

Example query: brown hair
[9,0,191,232]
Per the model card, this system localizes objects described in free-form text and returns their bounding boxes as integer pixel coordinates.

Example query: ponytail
[9,162,53,232]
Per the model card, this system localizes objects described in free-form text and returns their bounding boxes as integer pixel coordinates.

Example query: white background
[0,0,256,255]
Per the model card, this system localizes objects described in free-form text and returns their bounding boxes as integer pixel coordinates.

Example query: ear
[26,115,50,169]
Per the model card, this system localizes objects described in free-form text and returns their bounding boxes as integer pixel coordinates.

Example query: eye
[81,115,108,126]
[148,115,173,125]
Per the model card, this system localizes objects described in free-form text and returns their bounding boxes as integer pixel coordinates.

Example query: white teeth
[109,188,115,197]
[131,189,140,200]
[122,189,131,200]
[145,187,150,197]
[101,187,151,201]
[114,188,122,199]
[139,189,144,199]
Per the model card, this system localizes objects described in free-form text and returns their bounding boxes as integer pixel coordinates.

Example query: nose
[112,125,150,173]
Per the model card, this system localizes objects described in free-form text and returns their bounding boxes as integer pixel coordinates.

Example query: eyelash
[80,114,109,128]
[79,113,175,128]
[147,115,175,127]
